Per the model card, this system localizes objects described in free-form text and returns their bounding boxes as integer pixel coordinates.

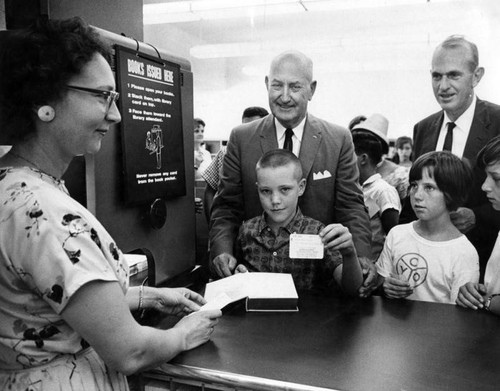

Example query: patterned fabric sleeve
[2,175,127,315]
[383,166,409,200]
[202,148,225,191]
[323,246,343,272]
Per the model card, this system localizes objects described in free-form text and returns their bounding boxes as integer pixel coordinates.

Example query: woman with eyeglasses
[0,17,221,390]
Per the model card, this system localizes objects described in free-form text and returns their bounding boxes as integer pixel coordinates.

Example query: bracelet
[138,284,144,312]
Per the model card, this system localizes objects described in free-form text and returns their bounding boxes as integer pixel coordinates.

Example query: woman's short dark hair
[409,151,473,211]
[477,135,500,170]
[0,17,112,143]
[194,118,206,127]
[396,136,413,149]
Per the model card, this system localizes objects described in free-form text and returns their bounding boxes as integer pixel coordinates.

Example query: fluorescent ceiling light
[144,0,303,24]
[144,0,453,25]
[189,31,443,59]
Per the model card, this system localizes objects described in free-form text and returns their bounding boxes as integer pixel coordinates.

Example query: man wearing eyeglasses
[409,35,500,279]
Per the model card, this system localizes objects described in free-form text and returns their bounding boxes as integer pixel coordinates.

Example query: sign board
[115,45,186,204]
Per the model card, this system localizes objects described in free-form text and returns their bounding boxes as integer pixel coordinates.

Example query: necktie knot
[443,122,455,152]
[284,128,294,152]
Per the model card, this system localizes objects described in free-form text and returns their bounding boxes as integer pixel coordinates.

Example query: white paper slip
[199,292,241,311]
[289,233,324,259]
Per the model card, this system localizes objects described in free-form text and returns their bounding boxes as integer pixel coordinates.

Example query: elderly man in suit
[412,35,500,279]
[209,50,374,293]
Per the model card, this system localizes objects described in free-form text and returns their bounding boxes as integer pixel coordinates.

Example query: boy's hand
[212,253,237,277]
[234,264,249,273]
[383,273,413,299]
[456,282,486,309]
[358,257,378,298]
[319,223,355,255]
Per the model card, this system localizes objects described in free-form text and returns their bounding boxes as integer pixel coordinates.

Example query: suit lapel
[259,115,279,154]
[463,99,492,161]
[424,113,443,153]
[299,115,322,180]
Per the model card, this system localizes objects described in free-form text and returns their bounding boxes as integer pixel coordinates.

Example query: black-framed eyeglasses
[66,85,119,113]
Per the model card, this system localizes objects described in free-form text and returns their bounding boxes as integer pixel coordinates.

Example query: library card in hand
[289,233,324,259]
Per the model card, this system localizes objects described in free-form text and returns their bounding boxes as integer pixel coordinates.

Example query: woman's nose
[106,100,121,124]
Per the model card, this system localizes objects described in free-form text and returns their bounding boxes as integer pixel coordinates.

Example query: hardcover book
[202,273,299,312]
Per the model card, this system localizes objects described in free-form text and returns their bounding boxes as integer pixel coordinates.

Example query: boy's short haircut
[396,136,413,149]
[352,130,383,165]
[477,135,500,169]
[256,149,303,180]
[409,151,473,211]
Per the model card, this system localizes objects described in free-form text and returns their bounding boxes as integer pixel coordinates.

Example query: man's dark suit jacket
[209,114,372,264]
[411,98,500,279]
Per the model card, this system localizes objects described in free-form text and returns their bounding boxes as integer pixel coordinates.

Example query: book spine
[246,298,298,311]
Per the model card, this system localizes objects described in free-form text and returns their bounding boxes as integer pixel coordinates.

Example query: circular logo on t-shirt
[396,253,428,288]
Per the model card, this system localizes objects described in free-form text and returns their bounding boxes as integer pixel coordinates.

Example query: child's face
[256,164,305,230]
[482,161,500,211]
[397,143,412,161]
[409,167,448,222]
[194,123,204,142]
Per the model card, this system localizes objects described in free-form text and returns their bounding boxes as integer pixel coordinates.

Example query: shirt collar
[258,207,305,235]
[362,173,382,187]
[443,93,476,131]
[274,116,306,144]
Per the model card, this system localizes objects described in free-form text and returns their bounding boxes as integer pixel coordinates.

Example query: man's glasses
[66,85,119,114]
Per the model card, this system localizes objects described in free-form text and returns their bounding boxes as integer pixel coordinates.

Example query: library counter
[144,294,500,391]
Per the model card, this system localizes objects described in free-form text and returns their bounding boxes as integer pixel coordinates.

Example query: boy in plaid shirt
[235,149,363,295]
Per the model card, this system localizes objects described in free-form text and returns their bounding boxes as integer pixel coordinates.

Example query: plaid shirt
[202,147,226,191]
[236,208,343,292]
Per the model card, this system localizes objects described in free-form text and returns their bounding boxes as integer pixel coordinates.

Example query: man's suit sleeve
[208,128,244,260]
[334,129,372,260]
[399,122,419,224]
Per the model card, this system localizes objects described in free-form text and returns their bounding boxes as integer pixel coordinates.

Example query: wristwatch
[484,294,500,311]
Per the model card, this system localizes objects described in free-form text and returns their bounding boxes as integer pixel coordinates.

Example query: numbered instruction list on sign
[115,45,186,205]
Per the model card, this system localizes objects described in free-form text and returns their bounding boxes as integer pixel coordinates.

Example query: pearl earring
[37,106,55,122]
